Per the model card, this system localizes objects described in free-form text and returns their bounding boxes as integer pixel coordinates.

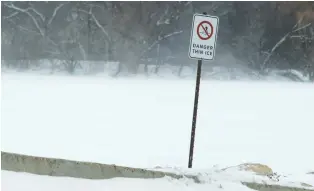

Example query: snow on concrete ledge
[1,151,313,191]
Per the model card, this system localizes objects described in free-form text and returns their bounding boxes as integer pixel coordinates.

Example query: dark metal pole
[188,59,202,168]
[188,12,207,169]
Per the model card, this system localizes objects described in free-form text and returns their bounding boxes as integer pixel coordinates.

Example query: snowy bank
[1,151,313,191]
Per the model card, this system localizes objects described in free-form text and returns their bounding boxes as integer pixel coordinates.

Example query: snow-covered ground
[2,170,255,191]
[2,166,314,191]
[1,72,314,190]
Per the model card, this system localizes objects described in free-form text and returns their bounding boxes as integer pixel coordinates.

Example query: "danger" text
[192,43,213,50]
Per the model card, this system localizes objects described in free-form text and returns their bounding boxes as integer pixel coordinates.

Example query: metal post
[188,59,202,168]
[188,12,207,169]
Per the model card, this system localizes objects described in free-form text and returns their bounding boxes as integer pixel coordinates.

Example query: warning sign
[189,14,219,60]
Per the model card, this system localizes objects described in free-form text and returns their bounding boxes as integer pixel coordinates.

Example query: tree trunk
[154,43,160,74]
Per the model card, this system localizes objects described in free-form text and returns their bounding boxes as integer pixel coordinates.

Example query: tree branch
[163,30,183,39]
[82,2,103,10]
[78,7,110,40]
[18,25,41,35]
[3,12,19,20]
[261,32,290,70]
[48,3,67,26]
[4,3,45,37]
[292,23,311,33]
[78,9,89,14]
[89,8,110,40]
[141,30,183,56]
[29,3,45,22]
[261,21,310,70]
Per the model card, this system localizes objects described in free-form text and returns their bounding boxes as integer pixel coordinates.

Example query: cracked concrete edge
[1,151,312,191]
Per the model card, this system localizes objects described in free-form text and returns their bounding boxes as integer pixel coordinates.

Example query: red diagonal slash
[200,24,210,38]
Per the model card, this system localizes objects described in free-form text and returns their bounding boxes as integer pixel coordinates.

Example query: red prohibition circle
[197,21,214,40]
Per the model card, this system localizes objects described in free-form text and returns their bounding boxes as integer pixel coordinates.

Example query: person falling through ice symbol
[200,26,208,35]
[196,21,214,40]
[199,26,211,37]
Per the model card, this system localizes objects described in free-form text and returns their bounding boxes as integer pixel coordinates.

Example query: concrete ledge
[1,151,312,191]
[1,151,194,180]
[243,182,312,191]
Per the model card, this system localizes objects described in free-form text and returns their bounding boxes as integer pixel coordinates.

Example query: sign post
[188,12,219,168]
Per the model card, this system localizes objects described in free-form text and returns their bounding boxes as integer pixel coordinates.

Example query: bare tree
[3,2,71,71]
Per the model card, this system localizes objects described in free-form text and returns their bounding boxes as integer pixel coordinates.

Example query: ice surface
[1,73,314,176]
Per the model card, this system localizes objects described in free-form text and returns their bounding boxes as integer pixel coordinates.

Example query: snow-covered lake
[1,73,314,175]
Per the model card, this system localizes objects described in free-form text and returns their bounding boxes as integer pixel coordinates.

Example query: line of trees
[1,2,314,80]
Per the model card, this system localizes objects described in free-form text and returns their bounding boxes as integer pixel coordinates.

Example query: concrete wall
[1,151,312,191]
[1,151,197,181]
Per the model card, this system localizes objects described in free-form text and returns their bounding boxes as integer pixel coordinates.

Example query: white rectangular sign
[188,14,219,61]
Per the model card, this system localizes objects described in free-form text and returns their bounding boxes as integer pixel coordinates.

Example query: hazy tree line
[1,1,314,80]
